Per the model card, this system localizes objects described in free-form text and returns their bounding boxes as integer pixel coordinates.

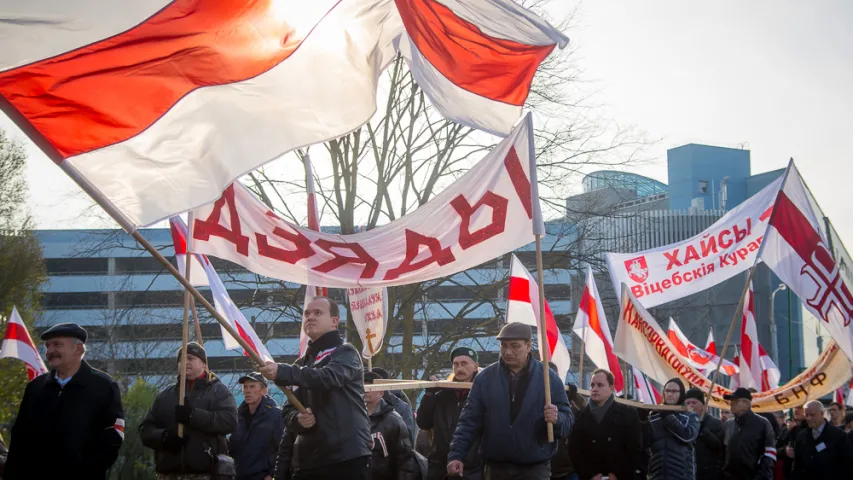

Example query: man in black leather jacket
[721,388,776,480]
[260,296,371,480]
[684,387,725,480]
[365,371,417,480]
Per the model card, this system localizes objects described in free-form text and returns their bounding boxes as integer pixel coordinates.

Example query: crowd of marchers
[2,296,853,480]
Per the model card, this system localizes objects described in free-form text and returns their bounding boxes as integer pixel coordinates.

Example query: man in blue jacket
[447,322,573,480]
[229,372,284,480]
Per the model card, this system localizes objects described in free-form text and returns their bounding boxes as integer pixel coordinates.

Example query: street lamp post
[769,284,787,366]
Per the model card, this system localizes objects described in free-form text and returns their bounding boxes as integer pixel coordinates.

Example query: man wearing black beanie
[684,387,725,480]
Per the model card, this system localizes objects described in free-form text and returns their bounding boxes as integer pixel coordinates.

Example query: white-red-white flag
[705,330,717,355]
[739,282,764,390]
[835,387,845,406]
[759,344,781,391]
[759,162,853,361]
[506,254,571,381]
[0,306,48,380]
[169,216,209,287]
[169,216,273,363]
[632,365,662,405]
[300,154,328,357]
[573,266,624,392]
[668,318,738,376]
[1,0,566,230]
[846,377,853,408]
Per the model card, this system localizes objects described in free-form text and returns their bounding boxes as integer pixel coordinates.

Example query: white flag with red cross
[0,306,48,380]
[573,266,624,393]
[506,254,571,381]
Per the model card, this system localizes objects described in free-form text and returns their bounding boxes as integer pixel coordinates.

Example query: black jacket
[792,421,853,479]
[722,410,776,480]
[647,410,700,480]
[5,361,124,480]
[550,403,581,477]
[273,429,296,480]
[229,395,284,480]
[385,390,415,440]
[139,371,238,474]
[569,398,643,480]
[370,399,417,480]
[416,377,482,480]
[274,331,371,471]
[695,414,725,480]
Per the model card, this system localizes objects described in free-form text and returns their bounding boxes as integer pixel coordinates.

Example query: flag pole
[177,251,193,438]
[535,234,554,443]
[577,336,585,389]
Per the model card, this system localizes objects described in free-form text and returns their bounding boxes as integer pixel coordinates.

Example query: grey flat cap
[496,322,532,341]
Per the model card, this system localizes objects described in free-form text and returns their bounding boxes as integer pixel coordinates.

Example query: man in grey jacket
[140,342,238,480]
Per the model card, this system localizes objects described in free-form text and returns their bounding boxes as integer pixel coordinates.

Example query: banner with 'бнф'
[614,285,852,412]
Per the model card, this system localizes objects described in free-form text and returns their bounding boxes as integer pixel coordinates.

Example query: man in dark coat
[646,379,699,480]
[684,387,725,480]
[229,372,284,480]
[416,346,482,480]
[140,342,238,479]
[791,400,853,479]
[5,323,125,480]
[550,378,584,480]
[782,406,807,479]
[373,366,416,439]
[448,322,573,480]
[721,388,776,480]
[258,296,371,480]
[365,371,417,480]
[569,368,643,480]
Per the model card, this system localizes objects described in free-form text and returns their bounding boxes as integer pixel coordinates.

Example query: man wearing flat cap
[141,342,237,480]
[448,322,573,480]
[721,387,776,480]
[5,323,125,479]
[417,345,483,480]
[229,373,283,480]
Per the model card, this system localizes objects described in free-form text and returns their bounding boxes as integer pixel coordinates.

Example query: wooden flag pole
[176,252,193,438]
[577,335,586,389]
[535,234,554,442]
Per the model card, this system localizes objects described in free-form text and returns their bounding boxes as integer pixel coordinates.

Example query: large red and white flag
[739,281,763,390]
[0,0,566,230]
[760,163,853,361]
[573,266,624,392]
[169,216,273,363]
[506,254,570,381]
[632,365,662,405]
[299,154,328,357]
[0,307,48,380]
[667,318,738,376]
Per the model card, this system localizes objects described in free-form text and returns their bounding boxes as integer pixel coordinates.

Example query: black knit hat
[684,387,705,403]
[723,387,752,401]
[176,342,207,364]
[364,371,381,385]
[450,346,478,364]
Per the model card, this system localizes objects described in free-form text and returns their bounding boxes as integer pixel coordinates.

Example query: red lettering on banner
[451,191,508,249]
[683,245,701,265]
[503,146,533,219]
[718,229,733,249]
[193,185,250,256]
[760,206,773,222]
[384,230,455,281]
[701,235,718,257]
[664,249,681,270]
[256,226,316,264]
[734,219,751,242]
[312,240,379,279]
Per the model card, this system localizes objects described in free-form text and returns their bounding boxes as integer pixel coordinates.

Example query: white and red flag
[573,266,624,392]
[739,281,764,390]
[759,162,853,361]
[667,318,738,376]
[506,254,570,381]
[0,306,48,380]
[169,216,273,363]
[705,330,717,355]
[0,0,566,230]
[834,387,845,406]
[169,216,209,287]
[847,378,853,408]
[632,365,662,405]
[759,344,781,391]
[300,154,328,357]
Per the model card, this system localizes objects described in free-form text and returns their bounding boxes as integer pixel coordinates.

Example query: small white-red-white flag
[846,377,853,408]
[168,216,209,287]
[739,281,764,390]
[632,365,661,405]
[300,154,328,358]
[573,266,624,392]
[834,387,845,406]
[668,318,738,376]
[0,306,48,380]
[758,344,781,391]
[705,330,717,354]
[506,254,571,381]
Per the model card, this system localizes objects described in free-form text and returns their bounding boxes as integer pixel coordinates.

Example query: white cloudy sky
[5,0,852,246]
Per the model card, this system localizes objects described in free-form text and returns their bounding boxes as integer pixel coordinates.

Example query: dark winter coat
[273,429,296,480]
[647,411,700,480]
[416,375,482,480]
[229,395,284,480]
[449,355,573,466]
[569,397,644,480]
[695,414,725,480]
[139,371,238,474]
[792,421,853,479]
[722,410,776,480]
[5,361,125,480]
[274,331,371,471]
[370,399,417,480]
[385,390,415,440]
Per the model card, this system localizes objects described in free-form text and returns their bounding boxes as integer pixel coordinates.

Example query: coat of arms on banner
[624,256,649,283]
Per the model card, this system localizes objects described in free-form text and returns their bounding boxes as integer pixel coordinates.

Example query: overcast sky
[6,0,852,246]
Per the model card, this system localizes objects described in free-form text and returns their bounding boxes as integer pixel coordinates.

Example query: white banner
[348,287,388,358]
[191,117,540,288]
[605,176,783,308]
[614,285,853,412]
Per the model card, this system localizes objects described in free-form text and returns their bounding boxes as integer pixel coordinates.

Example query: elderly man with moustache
[447,322,573,480]
[5,323,125,480]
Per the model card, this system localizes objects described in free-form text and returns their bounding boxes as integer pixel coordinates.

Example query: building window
[45,258,109,276]
[43,292,109,309]
[698,180,709,194]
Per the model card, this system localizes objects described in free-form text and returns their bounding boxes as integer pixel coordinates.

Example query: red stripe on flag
[4,323,36,346]
[0,0,337,160]
[235,321,259,359]
[741,292,756,368]
[579,286,624,391]
[768,191,822,261]
[507,276,531,303]
[169,219,188,256]
[395,0,555,106]
[503,147,533,219]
